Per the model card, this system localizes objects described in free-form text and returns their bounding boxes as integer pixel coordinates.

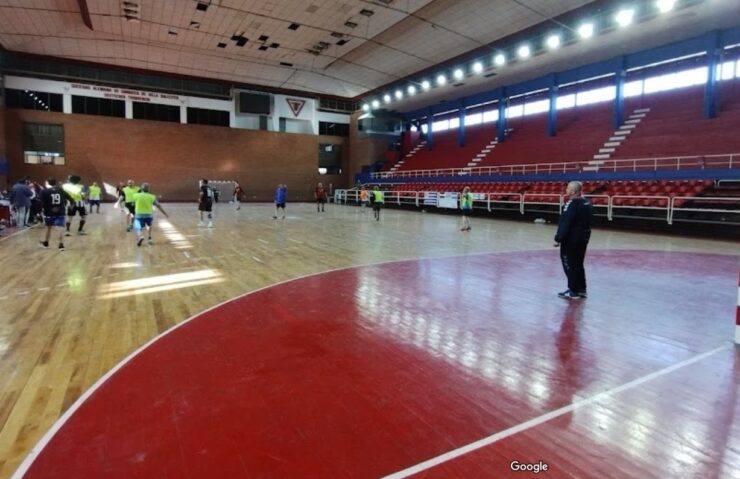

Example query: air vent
[259,35,269,42]
[288,23,300,30]
[217,42,226,48]
[168,30,178,35]
[190,21,200,29]
[484,72,497,78]
[453,83,464,87]
[359,9,374,17]
[344,21,358,28]
[336,39,348,46]
[330,32,343,38]
[259,45,269,51]
[196,1,209,11]
[280,62,294,67]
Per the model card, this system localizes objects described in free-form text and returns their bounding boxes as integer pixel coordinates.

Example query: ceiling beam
[77,0,93,30]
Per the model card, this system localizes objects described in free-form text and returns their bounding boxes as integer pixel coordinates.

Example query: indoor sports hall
[0,1,739,478]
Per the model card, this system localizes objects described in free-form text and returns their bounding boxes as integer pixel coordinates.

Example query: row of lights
[24,90,49,111]
[362,0,678,111]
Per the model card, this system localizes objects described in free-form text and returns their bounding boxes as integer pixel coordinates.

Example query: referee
[553,181,593,299]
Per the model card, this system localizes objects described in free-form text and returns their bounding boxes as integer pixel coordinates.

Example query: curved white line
[12,247,735,477]
[11,248,547,478]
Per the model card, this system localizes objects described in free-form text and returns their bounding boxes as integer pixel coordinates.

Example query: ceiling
[0,0,737,105]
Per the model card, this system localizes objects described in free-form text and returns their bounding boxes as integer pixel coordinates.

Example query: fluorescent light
[615,8,634,27]
[407,85,417,96]
[371,99,380,108]
[517,45,531,59]
[546,34,561,49]
[578,22,594,39]
[656,0,676,13]
[362,104,370,111]
[436,74,447,86]
[494,53,506,66]
[472,62,483,73]
[395,90,403,100]
[383,94,391,103]
[453,68,464,80]
[421,80,431,90]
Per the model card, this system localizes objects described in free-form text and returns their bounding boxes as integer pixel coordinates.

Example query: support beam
[426,109,433,150]
[457,101,466,147]
[547,74,558,137]
[497,89,507,143]
[704,31,721,119]
[614,57,626,130]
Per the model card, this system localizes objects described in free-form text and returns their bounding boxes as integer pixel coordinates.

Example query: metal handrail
[371,152,739,179]
[669,196,740,224]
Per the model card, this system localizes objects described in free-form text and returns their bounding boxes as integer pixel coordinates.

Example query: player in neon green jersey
[132,182,168,246]
[460,186,473,232]
[62,175,87,236]
[122,179,140,232]
[88,182,102,214]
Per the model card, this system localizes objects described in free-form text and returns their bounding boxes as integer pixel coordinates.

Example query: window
[465,113,482,126]
[71,95,125,117]
[524,98,550,116]
[575,86,615,106]
[482,109,499,123]
[132,102,180,122]
[556,94,576,109]
[187,107,229,126]
[4,89,63,112]
[448,117,460,129]
[624,80,643,98]
[318,121,349,137]
[23,123,65,165]
[505,104,523,119]
[432,119,449,132]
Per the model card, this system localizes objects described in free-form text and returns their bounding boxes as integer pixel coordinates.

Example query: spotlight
[395,90,403,100]
[383,94,391,103]
[371,99,380,108]
[517,45,531,59]
[407,85,417,96]
[472,62,483,73]
[615,8,634,27]
[494,53,506,66]
[362,104,370,111]
[421,80,431,90]
[436,74,447,86]
[546,34,561,49]
[578,22,594,39]
[453,68,464,80]
[656,0,676,13]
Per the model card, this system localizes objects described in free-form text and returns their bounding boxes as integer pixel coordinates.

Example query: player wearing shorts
[460,186,473,232]
[122,180,140,232]
[198,179,214,228]
[40,178,72,251]
[88,182,102,214]
[133,183,168,246]
[234,182,244,211]
[62,175,87,236]
[314,182,327,213]
[273,184,287,219]
[370,186,384,221]
[359,187,369,209]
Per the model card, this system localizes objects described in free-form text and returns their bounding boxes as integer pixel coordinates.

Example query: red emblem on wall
[286,98,306,117]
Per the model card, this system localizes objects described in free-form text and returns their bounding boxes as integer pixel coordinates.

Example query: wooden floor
[0,202,738,478]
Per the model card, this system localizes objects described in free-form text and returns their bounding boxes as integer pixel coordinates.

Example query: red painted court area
[18,250,740,478]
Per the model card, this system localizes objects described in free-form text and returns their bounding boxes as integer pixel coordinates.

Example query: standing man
[10,178,33,228]
[198,179,215,228]
[62,175,87,236]
[370,186,384,221]
[122,180,140,232]
[314,182,327,213]
[273,184,287,219]
[133,182,168,246]
[459,186,473,232]
[88,181,102,214]
[39,178,72,251]
[234,182,244,211]
[554,181,593,299]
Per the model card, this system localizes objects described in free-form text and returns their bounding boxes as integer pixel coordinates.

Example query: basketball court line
[0,224,36,242]
[10,248,738,478]
[380,344,730,479]
[9,248,550,479]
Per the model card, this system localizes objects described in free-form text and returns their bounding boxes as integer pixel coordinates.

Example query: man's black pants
[560,241,588,294]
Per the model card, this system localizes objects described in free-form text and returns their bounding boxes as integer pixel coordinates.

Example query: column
[497,89,507,143]
[426,108,434,150]
[548,74,558,137]
[62,93,72,114]
[180,105,187,124]
[125,99,133,119]
[614,57,626,129]
[704,32,722,119]
[457,101,466,147]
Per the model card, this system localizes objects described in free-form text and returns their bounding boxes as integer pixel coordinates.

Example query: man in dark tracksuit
[554,181,593,300]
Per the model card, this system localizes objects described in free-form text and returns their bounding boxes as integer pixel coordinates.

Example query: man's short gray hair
[141,182,150,192]
[567,181,582,194]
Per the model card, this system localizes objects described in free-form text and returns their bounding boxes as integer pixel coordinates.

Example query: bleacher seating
[386,179,713,207]
[395,124,495,172]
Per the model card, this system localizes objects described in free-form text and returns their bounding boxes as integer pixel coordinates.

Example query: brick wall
[4,109,349,201]
[0,107,7,190]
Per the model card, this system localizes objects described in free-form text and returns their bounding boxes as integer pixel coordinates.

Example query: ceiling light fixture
[615,8,635,27]
[578,22,594,39]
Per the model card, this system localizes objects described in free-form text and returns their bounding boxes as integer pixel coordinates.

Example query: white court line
[257,238,269,244]
[183,251,190,258]
[251,256,263,263]
[16,291,29,296]
[381,345,729,479]
[288,238,304,244]
[37,287,50,292]
[0,225,35,242]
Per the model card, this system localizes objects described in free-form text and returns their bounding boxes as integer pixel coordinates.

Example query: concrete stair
[583,108,650,172]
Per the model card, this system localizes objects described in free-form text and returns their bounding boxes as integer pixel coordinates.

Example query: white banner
[438,192,459,209]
